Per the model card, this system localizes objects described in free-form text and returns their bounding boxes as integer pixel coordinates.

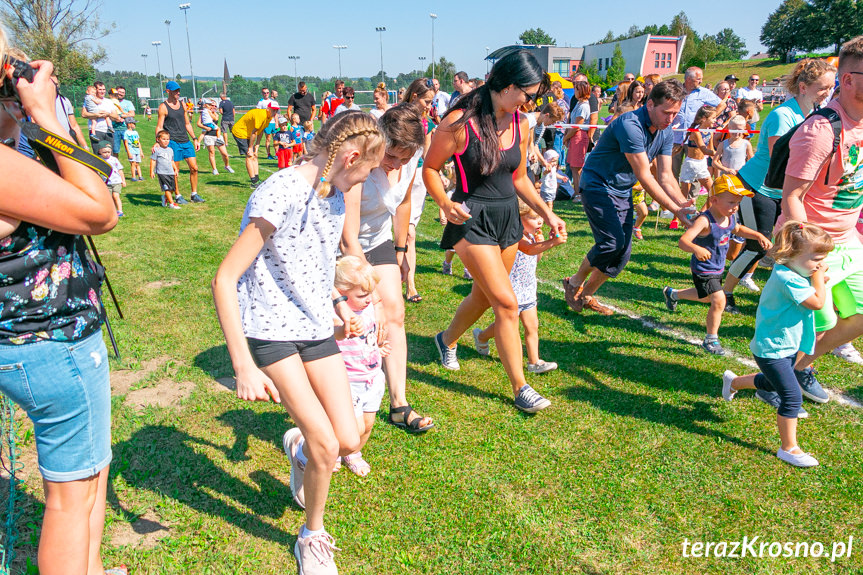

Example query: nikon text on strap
[20,121,111,179]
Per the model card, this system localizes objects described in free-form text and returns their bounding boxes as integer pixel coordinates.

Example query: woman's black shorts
[440,196,523,251]
[364,239,398,266]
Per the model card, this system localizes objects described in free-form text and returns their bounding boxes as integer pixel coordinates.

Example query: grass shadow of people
[110,418,296,546]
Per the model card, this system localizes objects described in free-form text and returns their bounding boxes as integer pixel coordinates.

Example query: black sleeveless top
[163,101,190,143]
[451,113,522,202]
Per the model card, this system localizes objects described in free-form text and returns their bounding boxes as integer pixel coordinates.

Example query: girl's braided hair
[307,110,384,197]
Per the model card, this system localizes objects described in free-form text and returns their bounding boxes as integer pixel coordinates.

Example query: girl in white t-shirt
[212,111,384,573]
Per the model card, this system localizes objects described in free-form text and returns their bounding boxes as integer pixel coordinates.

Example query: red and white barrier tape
[550,123,759,134]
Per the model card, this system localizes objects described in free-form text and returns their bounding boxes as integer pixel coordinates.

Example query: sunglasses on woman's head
[425,79,434,89]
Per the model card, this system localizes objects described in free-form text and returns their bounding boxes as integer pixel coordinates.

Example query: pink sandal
[342,452,371,477]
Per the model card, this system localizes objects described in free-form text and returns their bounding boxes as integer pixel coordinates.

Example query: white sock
[300,524,325,538]
[296,438,309,466]
[669,289,679,301]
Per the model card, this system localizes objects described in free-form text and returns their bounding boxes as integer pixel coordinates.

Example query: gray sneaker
[527,360,558,374]
[463,268,473,280]
[514,384,551,413]
[701,339,726,356]
[442,261,452,275]
[190,193,206,203]
[294,529,340,575]
[174,194,189,204]
[796,367,829,404]
[434,331,460,370]
[662,286,677,312]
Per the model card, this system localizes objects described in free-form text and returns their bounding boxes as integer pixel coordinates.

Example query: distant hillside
[666,58,800,86]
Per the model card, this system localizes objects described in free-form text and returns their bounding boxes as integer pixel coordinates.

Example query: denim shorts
[0,330,112,482]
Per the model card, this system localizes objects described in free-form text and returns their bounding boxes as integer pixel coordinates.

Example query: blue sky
[98,0,782,80]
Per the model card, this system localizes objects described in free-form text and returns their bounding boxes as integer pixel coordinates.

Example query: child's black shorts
[692,272,723,299]
[246,335,340,367]
[157,174,176,192]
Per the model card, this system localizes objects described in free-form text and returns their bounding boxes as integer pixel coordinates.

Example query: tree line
[761,0,862,62]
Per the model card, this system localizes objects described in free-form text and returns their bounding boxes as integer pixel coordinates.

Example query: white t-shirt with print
[105,156,124,185]
[238,167,346,341]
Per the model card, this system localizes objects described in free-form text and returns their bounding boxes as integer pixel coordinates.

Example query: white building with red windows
[487,34,687,79]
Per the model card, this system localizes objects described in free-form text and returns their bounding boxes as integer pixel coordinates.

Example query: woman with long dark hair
[423,51,567,413]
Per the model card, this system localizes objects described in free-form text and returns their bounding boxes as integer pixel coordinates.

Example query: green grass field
[2,117,862,575]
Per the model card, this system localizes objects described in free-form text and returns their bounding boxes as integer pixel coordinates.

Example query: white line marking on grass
[415,230,861,408]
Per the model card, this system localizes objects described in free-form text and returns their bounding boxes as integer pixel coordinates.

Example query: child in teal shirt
[721,221,833,468]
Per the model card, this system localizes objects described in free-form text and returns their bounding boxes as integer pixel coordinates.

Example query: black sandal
[388,405,435,433]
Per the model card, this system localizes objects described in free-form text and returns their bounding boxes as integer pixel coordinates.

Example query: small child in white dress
[333,256,391,477]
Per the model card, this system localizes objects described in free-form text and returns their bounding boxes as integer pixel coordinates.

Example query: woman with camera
[0,32,121,575]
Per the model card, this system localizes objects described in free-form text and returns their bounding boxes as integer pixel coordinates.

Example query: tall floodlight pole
[486,47,490,74]
[375,27,386,84]
[287,56,300,92]
[430,14,437,80]
[141,53,151,95]
[179,3,197,106]
[151,41,164,96]
[333,45,347,79]
[164,20,176,79]
[418,56,426,76]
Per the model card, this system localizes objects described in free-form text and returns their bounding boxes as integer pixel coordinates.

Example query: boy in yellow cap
[662,174,773,355]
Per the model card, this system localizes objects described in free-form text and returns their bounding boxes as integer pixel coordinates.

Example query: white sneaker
[212,169,219,175]
[472,328,490,356]
[527,360,558,374]
[776,447,819,468]
[659,210,674,219]
[294,528,340,575]
[722,370,737,401]
[282,428,306,509]
[739,275,760,293]
[225,165,235,174]
[167,203,181,210]
[831,342,863,365]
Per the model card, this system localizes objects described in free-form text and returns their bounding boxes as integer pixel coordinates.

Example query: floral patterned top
[0,223,104,345]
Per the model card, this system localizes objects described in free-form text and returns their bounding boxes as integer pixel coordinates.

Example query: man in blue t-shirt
[563,80,695,315]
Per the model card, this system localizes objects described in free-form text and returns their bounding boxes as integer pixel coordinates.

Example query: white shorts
[680,157,710,183]
[409,176,427,227]
[202,134,224,148]
[540,185,557,203]
[350,370,386,417]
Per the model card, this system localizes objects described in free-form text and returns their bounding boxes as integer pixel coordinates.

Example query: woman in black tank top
[422,51,567,413]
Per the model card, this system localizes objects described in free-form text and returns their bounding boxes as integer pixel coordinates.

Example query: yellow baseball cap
[711,174,753,198]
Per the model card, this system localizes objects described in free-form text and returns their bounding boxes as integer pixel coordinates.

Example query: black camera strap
[20,120,111,179]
